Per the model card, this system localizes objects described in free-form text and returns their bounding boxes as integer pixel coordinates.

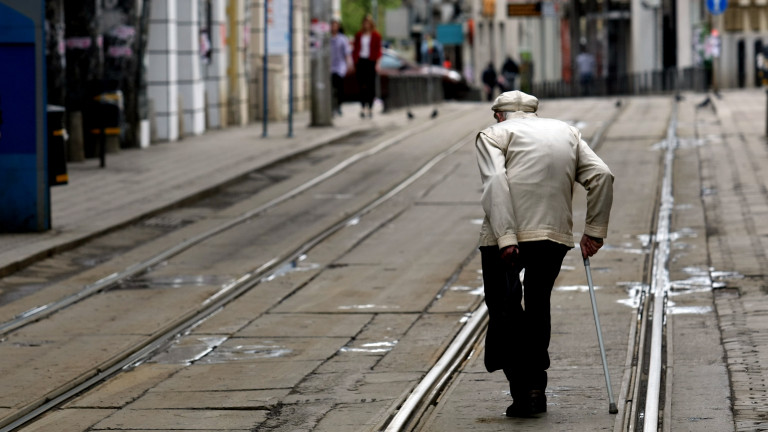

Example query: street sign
[267,0,290,55]
[508,1,541,17]
[706,0,728,15]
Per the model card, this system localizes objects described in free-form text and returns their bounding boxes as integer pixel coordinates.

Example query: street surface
[0,91,765,431]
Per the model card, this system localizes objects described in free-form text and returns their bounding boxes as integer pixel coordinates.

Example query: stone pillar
[147,0,179,141]
[178,1,206,136]
[200,0,229,128]
[227,0,249,126]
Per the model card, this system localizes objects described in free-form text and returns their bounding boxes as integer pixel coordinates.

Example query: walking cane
[583,257,619,414]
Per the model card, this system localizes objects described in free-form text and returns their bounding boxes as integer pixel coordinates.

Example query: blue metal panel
[0,3,34,43]
[0,45,36,154]
[437,24,464,46]
[0,0,48,232]
[0,154,40,230]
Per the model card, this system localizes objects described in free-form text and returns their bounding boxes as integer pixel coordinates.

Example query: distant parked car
[343,48,470,109]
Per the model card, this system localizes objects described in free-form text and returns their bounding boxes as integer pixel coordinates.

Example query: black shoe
[505,399,533,418]
[360,111,365,119]
[529,389,547,414]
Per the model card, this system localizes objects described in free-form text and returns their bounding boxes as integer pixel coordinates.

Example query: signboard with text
[508,0,541,17]
[267,0,290,55]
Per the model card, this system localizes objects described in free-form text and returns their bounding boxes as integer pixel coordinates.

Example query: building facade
[46,0,312,156]
[470,0,768,92]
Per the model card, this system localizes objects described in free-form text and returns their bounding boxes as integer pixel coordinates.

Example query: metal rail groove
[0,130,478,432]
[641,102,678,432]
[384,304,488,432]
[0,107,471,338]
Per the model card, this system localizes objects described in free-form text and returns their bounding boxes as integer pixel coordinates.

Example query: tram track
[0,110,486,431]
[0,108,473,339]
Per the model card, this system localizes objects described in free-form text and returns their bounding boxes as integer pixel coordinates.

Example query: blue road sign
[707,0,728,15]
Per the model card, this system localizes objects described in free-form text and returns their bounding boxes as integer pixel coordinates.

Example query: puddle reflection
[198,343,293,363]
[340,340,397,354]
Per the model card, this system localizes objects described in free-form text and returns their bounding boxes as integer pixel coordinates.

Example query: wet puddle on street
[340,340,397,354]
[115,274,236,290]
[449,285,484,296]
[337,304,401,310]
[151,336,229,365]
[261,254,320,282]
[198,343,293,363]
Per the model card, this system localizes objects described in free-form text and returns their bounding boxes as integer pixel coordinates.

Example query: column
[147,0,179,141]
[178,0,205,135]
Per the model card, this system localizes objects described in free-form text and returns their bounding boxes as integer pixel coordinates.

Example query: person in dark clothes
[482,62,498,101]
[501,56,520,91]
[352,14,382,118]
[330,20,352,116]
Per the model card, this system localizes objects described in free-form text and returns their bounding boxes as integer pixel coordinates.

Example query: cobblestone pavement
[704,90,768,431]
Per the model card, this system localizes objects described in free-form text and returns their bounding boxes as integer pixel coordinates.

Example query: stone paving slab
[127,389,288,410]
[17,409,117,432]
[65,364,182,409]
[91,408,265,430]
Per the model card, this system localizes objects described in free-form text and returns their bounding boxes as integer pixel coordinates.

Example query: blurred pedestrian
[475,90,614,417]
[352,14,382,118]
[420,33,444,118]
[576,46,595,96]
[482,62,497,101]
[501,56,519,91]
[331,20,352,116]
[420,33,445,66]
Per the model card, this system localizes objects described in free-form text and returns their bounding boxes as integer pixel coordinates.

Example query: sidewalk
[0,102,454,277]
[701,88,768,431]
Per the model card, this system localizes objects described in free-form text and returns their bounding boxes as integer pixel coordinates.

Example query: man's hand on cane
[580,234,604,259]
[500,245,519,267]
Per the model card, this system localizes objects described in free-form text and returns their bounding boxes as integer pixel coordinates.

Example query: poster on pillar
[268,0,290,55]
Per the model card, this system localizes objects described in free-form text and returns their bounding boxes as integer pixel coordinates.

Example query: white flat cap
[491,90,539,113]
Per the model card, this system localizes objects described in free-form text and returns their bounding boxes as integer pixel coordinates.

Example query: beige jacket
[475,111,614,249]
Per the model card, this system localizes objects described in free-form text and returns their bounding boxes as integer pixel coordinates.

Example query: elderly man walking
[475,91,614,417]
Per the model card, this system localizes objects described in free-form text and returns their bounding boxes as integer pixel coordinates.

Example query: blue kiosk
[0,0,49,232]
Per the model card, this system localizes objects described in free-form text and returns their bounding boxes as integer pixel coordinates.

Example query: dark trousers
[332,72,344,113]
[356,58,377,109]
[480,241,569,398]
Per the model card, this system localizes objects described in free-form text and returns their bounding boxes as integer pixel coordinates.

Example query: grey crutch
[583,257,619,414]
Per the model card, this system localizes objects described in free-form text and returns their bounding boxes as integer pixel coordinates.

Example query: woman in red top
[352,14,382,118]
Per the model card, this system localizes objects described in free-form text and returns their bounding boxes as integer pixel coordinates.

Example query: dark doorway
[737,39,745,88]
